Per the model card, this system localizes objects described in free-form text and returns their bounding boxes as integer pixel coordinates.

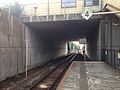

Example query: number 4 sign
[81,10,93,20]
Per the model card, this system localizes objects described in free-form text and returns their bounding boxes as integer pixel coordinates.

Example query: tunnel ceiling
[25,19,101,42]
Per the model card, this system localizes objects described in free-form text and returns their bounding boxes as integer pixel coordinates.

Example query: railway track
[8,53,77,90]
[30,53,77,90]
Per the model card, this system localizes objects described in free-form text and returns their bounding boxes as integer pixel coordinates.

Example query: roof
[103,3,120,18]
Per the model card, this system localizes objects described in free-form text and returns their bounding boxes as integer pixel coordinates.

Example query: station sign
[79,38,86,44]
[81,9,93,20]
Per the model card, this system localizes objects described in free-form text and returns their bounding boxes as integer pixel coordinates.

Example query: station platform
[57,61,120,90]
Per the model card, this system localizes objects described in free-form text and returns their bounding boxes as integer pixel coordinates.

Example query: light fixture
[39,84,48,88]
[112,22,119,26]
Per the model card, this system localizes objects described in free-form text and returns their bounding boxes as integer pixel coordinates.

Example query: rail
[8,53,76,90]
[30,53,77,90]
[21,13,101,22]
[49,54,77,90]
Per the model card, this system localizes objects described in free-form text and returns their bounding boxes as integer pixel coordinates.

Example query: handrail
[103,3,120,11]
[21,13,101,22]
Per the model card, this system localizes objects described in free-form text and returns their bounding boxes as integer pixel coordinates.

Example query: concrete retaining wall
[0,10,67,82]
[0,10,26,81]
[86,24,101,61]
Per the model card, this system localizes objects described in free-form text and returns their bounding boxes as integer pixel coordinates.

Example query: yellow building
[103,0,120,9]
[23,0,101,16]
[102,0,120,17]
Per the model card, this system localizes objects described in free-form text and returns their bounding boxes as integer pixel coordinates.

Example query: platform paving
[57,61,120,90]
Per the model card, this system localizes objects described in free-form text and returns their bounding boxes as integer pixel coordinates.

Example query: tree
[4,2,24,18]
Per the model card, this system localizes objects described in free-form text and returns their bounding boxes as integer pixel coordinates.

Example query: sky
[0,0,47,6]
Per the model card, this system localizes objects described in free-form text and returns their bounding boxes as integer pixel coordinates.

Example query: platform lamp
[48,0,49,16]
[33,3,38,16]
[25,39,29,78]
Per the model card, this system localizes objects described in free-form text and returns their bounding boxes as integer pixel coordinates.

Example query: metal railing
[101,49,120,69]
[21,13,81,22]
[21,13,101,22]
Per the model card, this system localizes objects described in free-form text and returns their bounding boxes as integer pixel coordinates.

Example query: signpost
[79,38,86,60]
[81,9,120,20]
[81,9,93,20]
[79,38,86,44]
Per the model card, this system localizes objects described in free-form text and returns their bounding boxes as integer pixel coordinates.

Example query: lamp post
[48,0,49,16]
[33,3,38,15]
[25,39,29,78]
[83,44,86,61]
[118,21,120,63]
[25,28,29,78]
[8,6,10,15]
[47,0,49,20]
[118,21,120,51]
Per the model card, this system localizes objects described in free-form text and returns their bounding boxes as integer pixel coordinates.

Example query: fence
[101,49,120,69]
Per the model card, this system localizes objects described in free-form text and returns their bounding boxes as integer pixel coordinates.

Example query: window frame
[84,0,99,7]
[61,0,77,8]
[84,0,93,7]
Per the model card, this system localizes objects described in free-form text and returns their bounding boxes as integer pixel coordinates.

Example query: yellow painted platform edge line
[56,61,74,90]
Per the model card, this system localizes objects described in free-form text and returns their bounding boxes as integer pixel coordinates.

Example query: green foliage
[68,42,80,50]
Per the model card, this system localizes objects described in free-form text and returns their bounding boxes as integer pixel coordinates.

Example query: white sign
[105,50,107,55]
[118,52,120,59]
[79,38,86,44]
[81,10,93,20]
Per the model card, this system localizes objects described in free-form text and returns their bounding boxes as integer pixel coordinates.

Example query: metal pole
[25,39,29,78]
[118,22,120,49]
[8,6,10,15]
[110,16,112,66]
[25,39,28,78]
[48,0,49,20]
[99,0,102,10]
[118,22,120,65]
[93,11,120,15]
[64,5,66,18]
[84,44,86,61]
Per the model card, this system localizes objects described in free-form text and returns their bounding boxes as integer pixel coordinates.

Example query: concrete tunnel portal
[1,1,120,89]
[0,10,102,82]
[25,18,101,61]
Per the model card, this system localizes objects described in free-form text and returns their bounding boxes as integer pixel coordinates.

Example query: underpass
[24,16,101,60]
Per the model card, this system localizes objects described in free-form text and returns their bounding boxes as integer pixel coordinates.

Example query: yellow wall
[23,0,101,16]
[103,0,120,9]
[102,0,120,17]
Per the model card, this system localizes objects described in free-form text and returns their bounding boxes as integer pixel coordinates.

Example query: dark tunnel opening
[24,18,101,63]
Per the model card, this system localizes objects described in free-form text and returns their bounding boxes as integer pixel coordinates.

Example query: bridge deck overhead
[25,19,100,41]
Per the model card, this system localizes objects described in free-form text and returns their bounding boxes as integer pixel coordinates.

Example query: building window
[84,0,99,7]
[61,0,76,8]
[93,0,99,6]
